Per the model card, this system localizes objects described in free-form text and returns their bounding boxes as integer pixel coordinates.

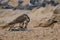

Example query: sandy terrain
[0,5,60,40]
[0,0,60,40]
[0,23,60,40]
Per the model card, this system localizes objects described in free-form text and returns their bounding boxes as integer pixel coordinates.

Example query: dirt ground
[0,0,60,40]
[0,6,60,40]
[0,23,60,40]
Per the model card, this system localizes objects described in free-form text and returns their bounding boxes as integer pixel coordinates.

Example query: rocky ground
[0,0,60,40]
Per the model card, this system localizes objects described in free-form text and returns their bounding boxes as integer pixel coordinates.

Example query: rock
[54,5,60,23]
[0,9,30,27]
[28,6,56,27]
[0,5,58,30]
[9,0,30,7]
[54,5,60,14]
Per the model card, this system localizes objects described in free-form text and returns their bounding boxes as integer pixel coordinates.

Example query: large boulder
[28,6,56,28]
[0,9,30,27]
[0,5,59,30]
